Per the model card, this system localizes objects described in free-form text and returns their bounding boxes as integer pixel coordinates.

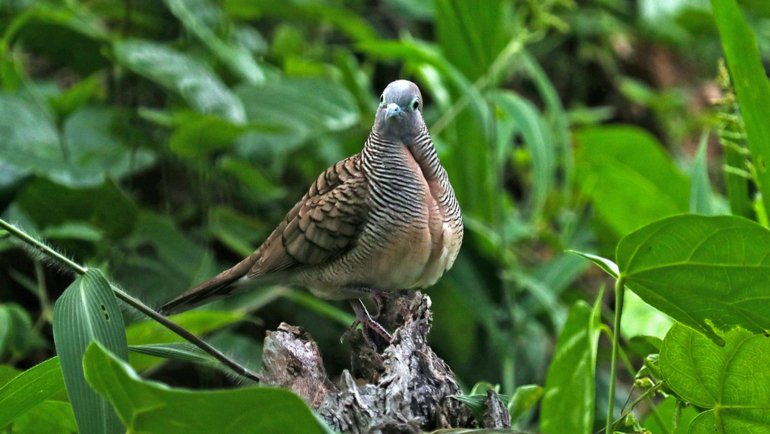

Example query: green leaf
[617,215,770,343]
[129,342,217,366]
[712,0,770,219]
[164,0,264,84]
[689,131,715,215]
[493,92,555,221]
[0,303,34,359]
[83,342,328,434]
[52,269,128,434]
[642,395,698,434]
[661,324,770,433]
[575,125,690,237]
[507,384,543,425]
[17,178,138,239]
[568,249,619,278]
[11,400,77,434]
[113,39,246,123]
[169,115,245,157]
[435,0,511,80]
[125,310,242,371]
[0,357,65,429]
[540,297,602,434]
[43,222,103,242]
[234,77,358,156]
[0,97,153,188]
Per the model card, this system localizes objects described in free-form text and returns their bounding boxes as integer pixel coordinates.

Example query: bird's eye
[380,94,384,103]
[411,100,419,111]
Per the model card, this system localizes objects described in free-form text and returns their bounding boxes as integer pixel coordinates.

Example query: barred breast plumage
[161,80,463,331]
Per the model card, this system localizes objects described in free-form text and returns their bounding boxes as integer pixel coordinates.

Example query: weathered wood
[260,291,487,433]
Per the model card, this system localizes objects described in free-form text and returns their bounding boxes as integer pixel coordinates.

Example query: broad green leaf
[661,324,770,433]
[169,115,245,157]
[53,269,128,434]
[540,297,602,434]
[11,400,77,434]
[435,0,511,80]
[84,342,328,434]
[641,395,698,434]
[61,106,156,186]
[0,303,34,359]
[507,384,543,425]
[620,291,673,341]
[575,125,689,237]
[164,0,263,84]
[126,310,243,371]
[689,132,715,215]
[0,97,153,188]
[17,178,138,239]
[113,39,246,123]
[234,77,358,156]
[617,215,770,343]
[712,0,770,219]
[209,206,271,257]
[0,357,65,429]
[494,92,555,221]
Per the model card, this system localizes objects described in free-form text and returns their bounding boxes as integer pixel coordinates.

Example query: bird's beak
[385,103,403,119]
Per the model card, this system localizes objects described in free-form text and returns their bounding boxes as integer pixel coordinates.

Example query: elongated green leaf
[53,269,128,434]
[435,0,510,80]
[507,384,543,425]
[84,342,328,434]
[11,400,77,434]
[126,310,243,371]
[129,342,217,366]
[494,92,555,221]
[0,357,64,429]
[661,324,770,433]
[712,0,770,219]
[690,132,715,215]
[164,0,263,84]
[540,297,602,434]
[113,39,246,123]
[575,125,690,237]
[617,215,770,343]
[568,250,619,278]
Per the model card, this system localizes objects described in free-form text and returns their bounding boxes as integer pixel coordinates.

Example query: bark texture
[259,291,511,433]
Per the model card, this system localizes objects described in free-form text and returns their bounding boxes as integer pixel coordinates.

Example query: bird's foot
[348,298,393,348]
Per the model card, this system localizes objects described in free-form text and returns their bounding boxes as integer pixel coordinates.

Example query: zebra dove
[161,80,463,341]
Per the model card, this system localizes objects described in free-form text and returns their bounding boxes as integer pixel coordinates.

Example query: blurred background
[1,0,769,430]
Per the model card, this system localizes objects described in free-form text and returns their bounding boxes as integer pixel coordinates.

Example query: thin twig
[0,218,261,382]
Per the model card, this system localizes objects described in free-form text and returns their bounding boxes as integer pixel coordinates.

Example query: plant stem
[0,218,261,382]
[605,275,626,434]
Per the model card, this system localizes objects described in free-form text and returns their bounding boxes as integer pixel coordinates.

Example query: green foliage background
[1,0,770,433]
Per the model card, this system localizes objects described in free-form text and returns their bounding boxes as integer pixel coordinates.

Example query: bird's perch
[259,291,511,433]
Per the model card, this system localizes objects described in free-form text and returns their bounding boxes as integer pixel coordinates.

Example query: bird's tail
[159,255,257,315]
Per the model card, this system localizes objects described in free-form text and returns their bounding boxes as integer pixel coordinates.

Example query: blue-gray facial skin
[374,80,425,140]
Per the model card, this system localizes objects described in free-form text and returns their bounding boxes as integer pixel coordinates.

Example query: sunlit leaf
[575,125,689,237]
[617,215,770,343]
[661,324,770,433]
[0,357,64,429]
[712,0,770,218]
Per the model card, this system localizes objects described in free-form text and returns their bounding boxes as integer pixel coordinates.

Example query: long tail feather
[159,255,256,315]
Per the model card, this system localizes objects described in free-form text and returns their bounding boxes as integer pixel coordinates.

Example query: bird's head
[373,80,425,139]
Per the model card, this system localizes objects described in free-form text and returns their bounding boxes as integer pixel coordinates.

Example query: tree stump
[259,291,508,433]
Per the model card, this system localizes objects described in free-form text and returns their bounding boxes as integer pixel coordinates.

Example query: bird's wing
[248,153,369,276]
